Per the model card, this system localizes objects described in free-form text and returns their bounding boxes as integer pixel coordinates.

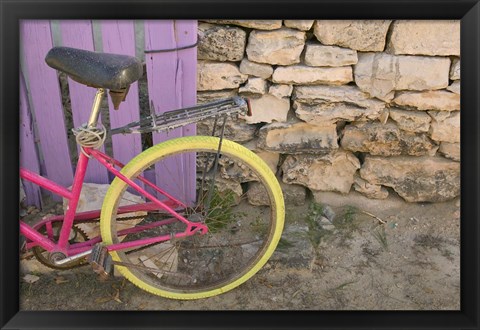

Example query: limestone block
[198,23,247,61]
[304,44,358,67]
[387,20,460,56]
[204,20,282,30]
[284,20,315,31]
[269,84,293,98]
[447,81,460,94]
[354,53,450,101]
[313,20,392,51]
[294,101,383,126]
[213,177,243,204]
[246,28,306,65]
[197,117,256,142]
[241,94,290,124]
[197,89,238,104]
[248,181,307,206]
[439,142,460,161]
[293,85,385,125]
[360,155,460,202]
[281,182,307,205]
[198,61,248,91]
[242,139,280,173]
[258,121,338,154]
[450,58,460,80]
[353,176,389,199]
[239,77,268,95]
[294,85,385,110]
[389,108,431,133]
[239,58,274,79]
[393,91,460,111]
[272,65,352,85]
[247,181,270,206]
[341,121,438,156]
[282,150,360,194]
[428,111,460,143]
[62,183,144,240]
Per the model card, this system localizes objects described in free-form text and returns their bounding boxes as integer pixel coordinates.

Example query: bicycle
[19,46,285,300]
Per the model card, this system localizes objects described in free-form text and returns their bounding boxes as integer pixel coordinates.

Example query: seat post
[87,88,106,127]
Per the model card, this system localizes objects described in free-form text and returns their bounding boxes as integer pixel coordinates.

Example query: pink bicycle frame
[20,146,208,257]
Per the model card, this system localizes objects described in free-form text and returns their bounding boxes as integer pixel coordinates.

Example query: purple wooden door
[144,20,197,204]
[20,20,198,206]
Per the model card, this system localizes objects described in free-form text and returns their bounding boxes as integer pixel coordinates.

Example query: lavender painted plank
[173,20,197,203]
[144,20,197,204]
[60,20,109,184]
[100,20,142,167]
[174,20,197,138]
[21,20,74,195]
[19,73,43,207]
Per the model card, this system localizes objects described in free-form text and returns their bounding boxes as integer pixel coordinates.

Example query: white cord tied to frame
[73,124,107,157]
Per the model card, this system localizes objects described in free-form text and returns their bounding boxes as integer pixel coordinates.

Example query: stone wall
[196,20,460,203]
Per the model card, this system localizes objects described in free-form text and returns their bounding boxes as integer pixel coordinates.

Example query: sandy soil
[19,191,460,311]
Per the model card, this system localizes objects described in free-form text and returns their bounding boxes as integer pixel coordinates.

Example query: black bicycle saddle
[45,46,143,91]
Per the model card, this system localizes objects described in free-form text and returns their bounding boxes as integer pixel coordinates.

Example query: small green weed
[276,238,295,252]
[371,226,388,251]
[204,188,237,232]
[305,202,332,247]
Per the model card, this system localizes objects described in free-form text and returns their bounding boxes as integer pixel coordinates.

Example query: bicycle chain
[29,213,152,270]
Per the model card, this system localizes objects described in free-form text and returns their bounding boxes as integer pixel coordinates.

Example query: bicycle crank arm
[53,249,92,266]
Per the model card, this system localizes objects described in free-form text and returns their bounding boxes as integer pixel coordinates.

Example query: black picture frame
[1,0,479,329]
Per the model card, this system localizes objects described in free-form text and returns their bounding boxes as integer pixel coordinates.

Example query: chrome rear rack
[110,97,250,135]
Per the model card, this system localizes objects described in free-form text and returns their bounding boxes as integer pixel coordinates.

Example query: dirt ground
[19,191,460,311]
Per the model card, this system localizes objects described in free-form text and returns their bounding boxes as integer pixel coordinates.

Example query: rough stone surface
[294,85,385,110]
[239,58,274,79]
[387,20,460,56]
[270,222,314,268]
[393,91,460,111]
[269,84,293,98]
[428,111,460,143]
[63,183,144,240]
[204,20,282,30]
[353,176,389,199]
[282,150,361,194]
[246,28,306,65]
[241,94,290,124]
[313,20,392,51]
[197,89,238,104]
[239,77,268,95]
[242,139,280,173]
[198,23,247,61]
[214,177,243,204]
[389,108,432,133]
[341,121,438,156]
[280,182,307,205]
[247,181,270,206]
[197,117,256,142]
[283,20,315,31]
[293,85,385,125]
[450,58,460,80]
[272,65,352,85]
[247,180,307,206]
[198,61,248,91]
[294,101,383,126]
[360,155,460,202]
[258,121,338,154]
[304,44,358,67]
[447,81,460,94]
[354,53,450,101]
[439,142,460,161]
